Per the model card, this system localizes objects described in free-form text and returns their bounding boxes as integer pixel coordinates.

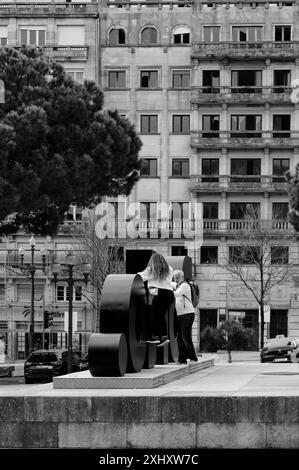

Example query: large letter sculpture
[88,255,193,376]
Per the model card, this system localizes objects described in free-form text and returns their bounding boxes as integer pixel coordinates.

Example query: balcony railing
[191,86,293,104]
[44,46,88,61]
[203,219,290,233]
[106,0,193,9]
[191,130,299,148]
[192,41,299,59]
[58,220,88,233]
[0,2,99,16]
[190,175,288,193]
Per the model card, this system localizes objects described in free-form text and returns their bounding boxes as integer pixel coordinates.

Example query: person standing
[138,253,174,347]
[173,269,198,364]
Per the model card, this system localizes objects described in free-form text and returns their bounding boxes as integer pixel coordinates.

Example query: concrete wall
[1,395,299,448]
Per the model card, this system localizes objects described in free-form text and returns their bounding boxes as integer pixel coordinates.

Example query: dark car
[260,335,298,363]
[24,349,88,384]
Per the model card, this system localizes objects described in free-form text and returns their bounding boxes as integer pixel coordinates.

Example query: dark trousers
[177,312,197,362]
[151,289,174,339]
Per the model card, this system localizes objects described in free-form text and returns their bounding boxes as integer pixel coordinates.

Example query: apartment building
[0,1,99,359]
[1,0,299,358]
[100,0,299,350]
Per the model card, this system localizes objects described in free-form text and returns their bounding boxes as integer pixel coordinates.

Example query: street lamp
[18,236,47,356]
[52,252,91,374]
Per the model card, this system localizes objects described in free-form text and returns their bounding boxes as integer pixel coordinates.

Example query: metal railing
[190,175,288,192]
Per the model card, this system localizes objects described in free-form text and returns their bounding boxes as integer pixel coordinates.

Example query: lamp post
[18,236,47,356]
[52,252,91,374]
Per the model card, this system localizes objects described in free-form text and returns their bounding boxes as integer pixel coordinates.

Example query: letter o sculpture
[88,332,127,377]
[88,274,147,375]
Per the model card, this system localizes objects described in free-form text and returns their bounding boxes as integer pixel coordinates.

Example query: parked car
[24,349,88,384]
[260,335,299,363]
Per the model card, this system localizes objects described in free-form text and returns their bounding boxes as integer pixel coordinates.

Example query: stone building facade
[1,0,299,358]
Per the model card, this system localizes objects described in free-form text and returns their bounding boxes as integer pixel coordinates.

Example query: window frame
[172,115,190,134]
[172,69,190,89]
[140,114,158,134]
[108,70,126,89]
[140,69,159,89]
[140,158,158,177]
[172,158,189,177]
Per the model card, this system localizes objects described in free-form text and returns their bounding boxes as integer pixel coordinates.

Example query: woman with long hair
[138,253,174,346]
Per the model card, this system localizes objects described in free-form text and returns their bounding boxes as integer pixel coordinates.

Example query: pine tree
[0,46,142,235]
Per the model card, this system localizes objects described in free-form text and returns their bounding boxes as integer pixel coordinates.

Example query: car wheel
[24,377,33,384]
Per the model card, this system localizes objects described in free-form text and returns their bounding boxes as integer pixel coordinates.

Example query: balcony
[0,2,99,17]
[44,46,88,61]
[191,130,299,149]
[192,41,299,61]
[58,220,88,234]
[191,86,293,106]
[190,175,288,194]
[203,219,290,236]
[106,0,193,9]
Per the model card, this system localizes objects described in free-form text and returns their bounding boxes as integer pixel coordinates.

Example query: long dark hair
[146,253,170,281]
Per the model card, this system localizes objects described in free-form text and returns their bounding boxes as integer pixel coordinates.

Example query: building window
[230,202,260,219]
[65,205,82,221]
[202,70,220,93]
[202,159,219,182]
[271,246,289,265]
[0,284,4,302]
[274,25,291,41]
[140,158,158,177]
[141,27,158,44]
[20,28,46,46]
[229,246,260,264]
[272,202,289,219]
[232,26,262,42]
[17,284,44,302]
[172,70,190,88]
[172,115,190,134]
[202,115,219,137]
[57,25,84,46]
[140,70,158,88]
[231,70,262,93]
[203,202,218,219]
[272,159,289,182]
[173,26,190,44]
[0,27,8,46]
[203,26,220,42]
[231,115,262,138]
[140,115,158,134]
[56,285,82,302]
[172,159,189,177]
[231,159,261,182]
[140,202,157,221]
[170,202,190,223]
[108,70,126,88]
[273,115,291,138]
[66,71,84,84]
[201,246,218,264]
[273,70,291,93]
[171,246,188,256]
[109,28,126,45]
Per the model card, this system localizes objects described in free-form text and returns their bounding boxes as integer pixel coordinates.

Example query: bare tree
[71,210,128,331]
[221,207,295,349]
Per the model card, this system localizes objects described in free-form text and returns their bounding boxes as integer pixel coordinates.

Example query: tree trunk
[227,349,232,363]
[260,303,264,350]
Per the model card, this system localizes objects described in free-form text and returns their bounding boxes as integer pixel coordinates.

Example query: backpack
[183,281,200,308]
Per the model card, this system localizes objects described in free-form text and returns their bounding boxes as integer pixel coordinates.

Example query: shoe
[190,358,199,364]
[146,336,160,344]
[157,337,170,347]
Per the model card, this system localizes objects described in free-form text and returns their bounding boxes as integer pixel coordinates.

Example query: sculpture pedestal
[53,357,214,389]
